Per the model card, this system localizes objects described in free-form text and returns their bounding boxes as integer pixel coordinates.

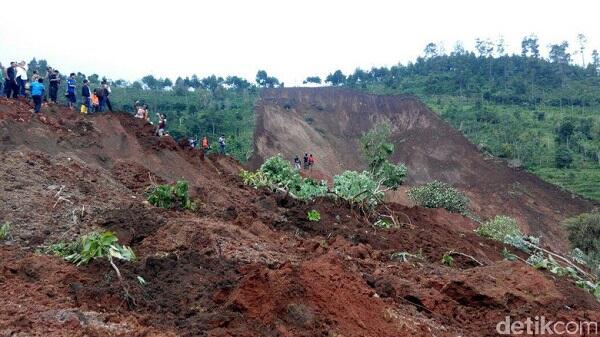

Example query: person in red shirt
[201,136,209,153]
[308,154,315,169]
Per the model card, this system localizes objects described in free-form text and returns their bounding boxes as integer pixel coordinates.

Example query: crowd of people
[0,61,113,114]
[1,60,237,158]
[186,135,227,154]
[294,153,315,170]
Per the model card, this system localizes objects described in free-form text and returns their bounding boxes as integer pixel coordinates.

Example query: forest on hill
[9,34,600,200]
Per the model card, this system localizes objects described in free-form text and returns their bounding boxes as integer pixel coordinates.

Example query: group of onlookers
[294,153,315,170]
[187,135,227,154]
[1,60,233,157]
[1,61,113,114]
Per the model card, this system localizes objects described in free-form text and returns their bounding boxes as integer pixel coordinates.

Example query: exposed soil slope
[1,97,599,337]
[251,87,596,250]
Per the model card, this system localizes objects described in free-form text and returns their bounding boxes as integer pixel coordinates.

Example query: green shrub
[48,231,135,266]
[66,231,135,266]
[563,210,600,256]
[241,155,328,201]
[442,251,454,266]
[408,181,469,214]
[307,210,321,222]
[293,178,328,200]
[239,170,269,188]
[0,223,10,240]
[360,121,408,190]
[475,215,522,242]
[372,161,408,189]
[148,181,193,209]
[333,171,383,206]
[260,155,302,189]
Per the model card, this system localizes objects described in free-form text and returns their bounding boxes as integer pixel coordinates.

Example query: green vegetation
[332,171,382,206]
[563,210,600,275]
[325,36,600,200]
[307,210,321,222]
[0,223,10,240]
[474,212,600,300]
[240,154,328,201]
[360,121,408,189]
[23,34,600,199]
[408,181,470,214]
[441,251,455,266]
[147,181,194,210]
[241,123,407,211]
[47,231,138,303]
[475,215,522,242]
[48,231,136,266]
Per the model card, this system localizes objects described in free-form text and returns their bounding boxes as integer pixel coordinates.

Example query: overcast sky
[0,0,598,85]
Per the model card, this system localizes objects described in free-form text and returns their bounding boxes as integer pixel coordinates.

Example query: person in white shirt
[16,61,28,97]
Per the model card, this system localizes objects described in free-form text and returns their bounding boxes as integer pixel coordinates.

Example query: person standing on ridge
[66,73,77,109]
[102,80,113,112]
[303,153,309,170]
[30,78,45,113]
[82,80,91,113]
[30,70,40,83]
[0,63,6,96]
[48,69,60,103]
[308,154,315,170]
[94,86,105,112]
[156,113,167,136]
[201,136,209,154]
[294,155,301,170]
[6,62,18,98]
[91,92,100,112]
[218,135,226,154]
[16,61,28,97]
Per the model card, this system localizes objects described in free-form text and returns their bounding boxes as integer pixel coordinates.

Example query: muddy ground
[1,97,599,337]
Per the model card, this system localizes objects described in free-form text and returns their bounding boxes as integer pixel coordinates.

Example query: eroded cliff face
[251,87,595,250]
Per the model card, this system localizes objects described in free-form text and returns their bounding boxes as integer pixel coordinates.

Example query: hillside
[251,87,596,251]
[2,98,600,336]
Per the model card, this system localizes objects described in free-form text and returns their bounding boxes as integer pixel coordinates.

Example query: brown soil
[1,97,600,337]
[250,87,597,251]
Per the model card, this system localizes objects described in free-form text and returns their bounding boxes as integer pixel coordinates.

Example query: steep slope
[251,87,596,250]
[1,97,599,337]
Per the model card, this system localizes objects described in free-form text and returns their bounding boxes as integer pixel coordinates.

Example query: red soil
[1,97,599,337]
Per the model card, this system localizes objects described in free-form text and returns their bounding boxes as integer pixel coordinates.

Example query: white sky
[1,0,598,85]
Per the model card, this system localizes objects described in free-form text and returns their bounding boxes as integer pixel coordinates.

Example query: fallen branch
[448,251,484,266]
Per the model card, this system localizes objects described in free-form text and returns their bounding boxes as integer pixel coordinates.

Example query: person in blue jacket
[66,73,76,109]
[30,78,45,113]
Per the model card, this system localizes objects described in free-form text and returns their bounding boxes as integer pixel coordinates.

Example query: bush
[563,210,600,259]
[307,210,321,222]
[239,170,269,188]
[408,181,469,214]
[48,231,135,266]
[148,181,193,209]
[241,155,328,201]
[475,215,523,242]
[555,145,573,168]
[260,155,301,189]
[293,178,328,200]
[333,171,383,206]
[372,161,408,189]
[0,223,10,240]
